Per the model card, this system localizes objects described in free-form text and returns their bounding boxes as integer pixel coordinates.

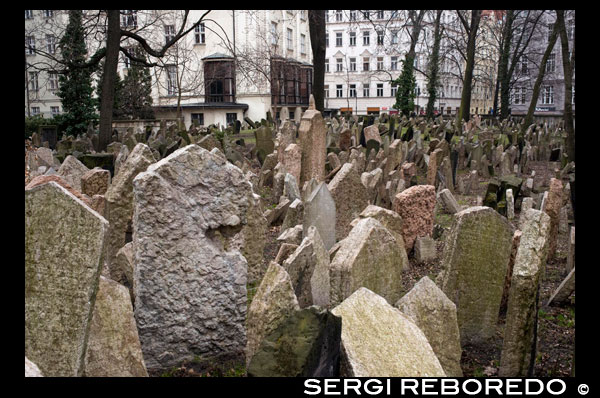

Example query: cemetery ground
[25,109,575,378]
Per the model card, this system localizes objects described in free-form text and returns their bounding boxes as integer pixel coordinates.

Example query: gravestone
[546,267,575,306]
[544,178,563,260]
[81,167,111,197]
[436,206,512,345]
[57,155,90,192]
[499,209,551,377]
[331,288,445,377]
[393,185,437,251]
[25,182,108,376]
[298,95,327,185]
[327,163,369,241]
[303,182,336,251]
[330,217,405,307]
[132,145,250,370]
[395,276,463,377]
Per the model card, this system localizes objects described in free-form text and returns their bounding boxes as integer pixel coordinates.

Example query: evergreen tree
[120,46,154,119]
[392,55,417,117]
[57,10,98,136]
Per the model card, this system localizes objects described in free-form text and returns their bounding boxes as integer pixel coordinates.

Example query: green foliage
[24,115,46,139]
[57,10,98,136]
[96,61,124,118]
[392,55,417,117]
[120,46,155,119]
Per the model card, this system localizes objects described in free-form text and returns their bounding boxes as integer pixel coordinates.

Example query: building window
[301,34,306,54]
[546,53,555,73]
[325,11,329,23]
[271,22,278,45]
[547,23,554,41]
[336,32,342,47]
[300,10,307,21]
[391,86,397,97]
[31,107,40,116]
[363,84,370,97]
[362,11,370,20]
[391,56,398,71]
[326,32,329,47]
[287,28,293,51]
[377,57,384,70]
[350,10,357,21]
[26,36,35,55]
[336,84,343,98]
[391,10,398,19]
[336,58,343,72]
[325,59,329,73]
[43,10,53,18]
[46,35,56,54]
[377,10,384,19]
[567,19,574,40]
[377,83,383,97]
[191,113,204,126]
[324,85,329,98]
[29,72,39,91]
[49,72,59,92]
[349,31,356,46]
[350,84,357,97]
[391,30,399,45]
[542,86,554,104]
[336,10,342,22]
[377,30,384,45]
[121,10,137,28]
[226,113,237,125]
[51,106,60,116]
[350,57,356,72]
[521,87,526,104]
[363,57,370,71]
[165,25,175,45]
[25,10,33,19]
[195,24,206,44]
[166,65,177,96]
[521,55,528,74]
[363,31,370,46]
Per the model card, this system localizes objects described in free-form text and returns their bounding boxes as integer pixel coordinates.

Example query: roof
[201,53,234,61]
[154,102,249,110]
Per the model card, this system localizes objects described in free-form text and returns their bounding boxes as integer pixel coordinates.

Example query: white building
[25,10,313,128]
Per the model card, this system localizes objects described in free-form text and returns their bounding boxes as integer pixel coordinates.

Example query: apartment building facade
[25,10,313,128]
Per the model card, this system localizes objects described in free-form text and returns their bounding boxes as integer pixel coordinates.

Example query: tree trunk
[458,10,482,123]
[522,18,559,134]
[499,10,515,119]
[426,10,443,119]
[98,10,121,151]
[556,10,575,163]
[309,10,326,112]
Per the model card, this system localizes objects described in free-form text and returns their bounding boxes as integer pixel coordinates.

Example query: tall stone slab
[544,178,563,260]
[57,154,89,192]
[427,148,443,186]
[25,182,108,376]
[81,167,111,197]
[246,262,300,366]
[84,276,148,377]
[328,163,369,241]
[499,209,551,376]
[104,143,155,276]
[303,182,336,251]
[277,121,297,164]
[330,217,404,307]
[436,206,512,344]
[331,288,446,377]
[298,95,327,185]
[395,277,463,377]
[283,226,331,308]
[240,192,268,284]
[393,185,437,251]
[282,143,302,186]
[132,145,250,370]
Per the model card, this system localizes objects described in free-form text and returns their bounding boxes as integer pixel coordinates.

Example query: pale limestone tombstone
[303,182,336,251]
[25,182,108,376]
[328,163,369,241]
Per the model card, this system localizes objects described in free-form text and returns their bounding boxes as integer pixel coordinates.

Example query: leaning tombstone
[25,182,108,376]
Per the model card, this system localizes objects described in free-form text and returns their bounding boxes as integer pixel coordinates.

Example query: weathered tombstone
[298,95,327,185]
[414,236,437,262]
[330,217,405,307]
[81,167,111,197]
[303,182,336,251]
[254,125,275,163]
[544,178,563,260]
[57,155,90,192]
[499,209,551,377]
[395,277,463,377]
[506,188,515,220]
[246,262,300,366]
[393,185,437,251]
[104,144,155,277]
[247,306,342,377]
[327,163,369,241]
[240,193,268,284]
[546,267,575,306]
[331,288,446,377]
[25,182,108,376]
[566,226,575,272]
[427,148,443,186]
[283,226,331,308]
[132,145,250,370]
[437,188,461,214]
[436,206,512,344]
[83,276,148,377]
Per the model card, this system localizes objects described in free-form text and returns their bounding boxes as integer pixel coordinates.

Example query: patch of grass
[556,313,575,328]
[160,366,180,377]
[473,366,485,377]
